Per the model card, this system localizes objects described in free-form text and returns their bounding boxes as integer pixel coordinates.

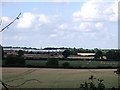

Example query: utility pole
[0,13,21,90]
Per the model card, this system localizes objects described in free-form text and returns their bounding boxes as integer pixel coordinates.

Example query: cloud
[38,14,50,26]
[95,22,104,30]
[13,35,27,41]
[1,16,10,24]
[72,0,117,41]
[58,23,68,30]
[2,1,118,48]
[77,22,104,32]
[72,0,118,22]
[79,22,93,32]
[50,34,57,37]
[108,1,118,22]
[17,12,35,28]
[17,12,51,29]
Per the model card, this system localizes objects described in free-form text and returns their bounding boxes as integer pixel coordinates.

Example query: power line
[0,12,21,32]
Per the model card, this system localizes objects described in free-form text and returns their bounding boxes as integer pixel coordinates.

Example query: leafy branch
[80,75,105,90]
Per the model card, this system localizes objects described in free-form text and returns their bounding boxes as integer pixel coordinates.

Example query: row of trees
[2,48,120,66]
[3,48,120,60]
[4,50,25,66]
[62,49,120,60]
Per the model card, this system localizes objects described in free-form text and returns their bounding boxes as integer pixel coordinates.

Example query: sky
[0,0,118,49]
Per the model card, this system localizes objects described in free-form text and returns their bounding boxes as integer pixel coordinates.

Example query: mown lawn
[2,68,118,88]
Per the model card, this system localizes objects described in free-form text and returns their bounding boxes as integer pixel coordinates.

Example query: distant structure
[77,53,95,57]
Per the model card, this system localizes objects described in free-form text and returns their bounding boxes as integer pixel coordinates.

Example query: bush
[62,49,70,58]
[5,55,25,66]
[80,75,105,90]
[62,62,70,67]
[106,50,120,60]
[46,59,59,67]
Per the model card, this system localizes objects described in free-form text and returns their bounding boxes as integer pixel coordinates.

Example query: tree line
[62,48,120,60]
[2,46,120,66]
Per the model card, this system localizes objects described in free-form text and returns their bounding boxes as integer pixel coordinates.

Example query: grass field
[2,68,118,88]
[26,60,118,68]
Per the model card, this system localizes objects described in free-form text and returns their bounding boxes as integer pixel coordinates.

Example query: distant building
[77,53,95,57]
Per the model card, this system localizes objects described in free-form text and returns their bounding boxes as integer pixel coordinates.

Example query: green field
[2,68,118,88]
[26,60,118,68]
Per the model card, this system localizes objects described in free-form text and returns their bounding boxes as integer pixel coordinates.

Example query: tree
[62,49,70,58]
[94,50,103,59]
[18,50,24,57]
[5,55,25,66]
[5,50,25,66]
[46,59,59,67]
[70,48,78,55]
[106,50,120,60]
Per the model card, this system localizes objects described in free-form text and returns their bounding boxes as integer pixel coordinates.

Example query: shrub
[80,75,105,90]
[62,49,70,58]
[62,62,70,67]
[5,55,25,66]
[46,59,59,67]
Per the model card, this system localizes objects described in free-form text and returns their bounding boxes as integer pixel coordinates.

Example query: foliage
[5,55,25,66]
[4,50,25,66]
[25,60,118,68]
[46,59,59,67]
[62,49,70,58]
[80,75,105,90]
[17,50,24,57]
[94,50,103,59]
[62,62,70,67]
[106,50,120,60]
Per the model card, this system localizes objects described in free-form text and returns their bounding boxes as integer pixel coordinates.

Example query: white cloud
[50,34,57,37]
[79,22,92,32]
[110,2,118,21]
[17,12,35,28]
[1,16,10,24]
[95,22,104,29]
[17,12,51,29]
[78,22,104,32]
[38,14,50,26]
[13,35,27,41]
[73,0,118,22]
[58,23,68,30]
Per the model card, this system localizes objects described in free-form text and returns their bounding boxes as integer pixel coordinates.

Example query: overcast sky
[0,0,118,49]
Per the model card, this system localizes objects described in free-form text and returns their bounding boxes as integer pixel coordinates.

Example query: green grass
[3,59,118,68]
[26,60,118,68]
[2,68,118,88]
[26,60,47,66]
